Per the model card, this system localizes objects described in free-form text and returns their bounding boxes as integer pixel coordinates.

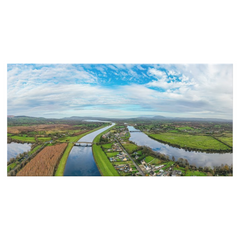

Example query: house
[123,157,127,161]
[172,170,182,176]
[144,165,151,171]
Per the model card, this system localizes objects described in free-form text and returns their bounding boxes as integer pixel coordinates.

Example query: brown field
[7,124,75,134]
[17,143,67,176]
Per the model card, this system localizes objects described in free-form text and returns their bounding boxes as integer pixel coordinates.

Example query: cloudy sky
[7,64,233,119]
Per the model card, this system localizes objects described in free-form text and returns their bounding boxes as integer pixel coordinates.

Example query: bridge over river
[68,142,95,147]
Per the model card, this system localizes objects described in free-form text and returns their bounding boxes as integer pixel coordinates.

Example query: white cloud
[7,64,233,119]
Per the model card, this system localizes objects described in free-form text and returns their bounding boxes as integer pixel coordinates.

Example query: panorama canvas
[7,64,233,176]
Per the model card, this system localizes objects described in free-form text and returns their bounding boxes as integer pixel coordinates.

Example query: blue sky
[7,64,233,119]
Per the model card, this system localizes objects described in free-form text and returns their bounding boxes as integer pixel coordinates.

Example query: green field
[149,158,162,165]
[144,156,154,163]
[122,143,139,153]
[37,137,52,142]
[55,143,74,176]
[11,135,35,142]
[168,130,179,133]
[29,145,42,155]
[185,170,207,176]
[177,126,194,130]
[106,152,119,158]
[217,137,233,147]
[92,145,119,176]
[149,133,231,151]
[162,161,174,170]
[7,162,17,172]
[102,143,113,149]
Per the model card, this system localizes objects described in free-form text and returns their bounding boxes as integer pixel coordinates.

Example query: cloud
[7,64,233,119]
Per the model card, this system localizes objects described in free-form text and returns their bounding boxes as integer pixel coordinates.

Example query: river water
[127,126,232,168]
[7,142,32,162]
[63,123,115,176]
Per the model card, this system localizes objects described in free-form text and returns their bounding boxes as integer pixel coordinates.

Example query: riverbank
[92,125,119,176]
[55,124,110,176]
[147,132,232,153]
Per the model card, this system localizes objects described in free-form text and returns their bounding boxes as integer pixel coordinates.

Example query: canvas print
[7,64,233,176]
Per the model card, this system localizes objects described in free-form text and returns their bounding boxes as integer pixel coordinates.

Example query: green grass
[217,137,233,147]
[55,143,74,176]
[7,133,12,136]
[92,145,119,176]
[177,126,194,130]
[92,125,119,176]
[168,130,179,133]
[149,158,162,165]
[29,145,42,155]
[149,133,231,151]
[162,161,174,170]
[106,152,119,158]
[122,143,139,154]
[11,135,36,142]
[136,150,142,155]
[7,162,17,172]
[37,137,52,142]
[144,156,154,163]
[113,161,133,166]
[185,170,207,176]
[102,143,113,149]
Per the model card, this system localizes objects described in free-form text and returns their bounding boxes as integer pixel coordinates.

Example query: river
[127,126,232,168]
[7,142,32,162]
[63,123,115,176]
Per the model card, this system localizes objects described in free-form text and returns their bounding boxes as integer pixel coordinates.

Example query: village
[100,125,183,176]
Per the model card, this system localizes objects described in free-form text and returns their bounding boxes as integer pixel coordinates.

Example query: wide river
[127,126,233,168]
[7,142,32,162]
[63,123,115,176]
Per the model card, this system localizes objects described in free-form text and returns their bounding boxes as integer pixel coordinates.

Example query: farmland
[149,133,231,151]
[17,143,67,176]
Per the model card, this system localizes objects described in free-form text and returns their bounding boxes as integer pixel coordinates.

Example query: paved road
[114,137,145,176]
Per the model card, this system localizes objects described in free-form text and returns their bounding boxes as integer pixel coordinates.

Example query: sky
[7,64,233,119]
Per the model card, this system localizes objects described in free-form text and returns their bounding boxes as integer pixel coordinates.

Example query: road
[114,137,145,176]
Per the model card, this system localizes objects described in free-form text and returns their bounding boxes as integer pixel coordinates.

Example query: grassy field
[149,133,231,151]
[7,162,17,172]
[11,135,35,142]
[144,156,154,163]
[106,152,119,158]
[162,161,174,170]
[177,126,194,130]
[149,158,162,165]
[37,137,52,142]
[122,143,139,154]
[102,143,113,149]
[29,145,42,155]
[92,145,119,176]
[216,137,233,147]
[185,170,207,176]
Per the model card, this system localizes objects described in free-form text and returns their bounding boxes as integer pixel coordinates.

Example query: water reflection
[64,123,115,176]
[128,126,232,168]
[64,147,100,176]
[7,142,32,162]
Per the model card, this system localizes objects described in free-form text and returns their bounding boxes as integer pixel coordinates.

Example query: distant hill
[7,115,232,123]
